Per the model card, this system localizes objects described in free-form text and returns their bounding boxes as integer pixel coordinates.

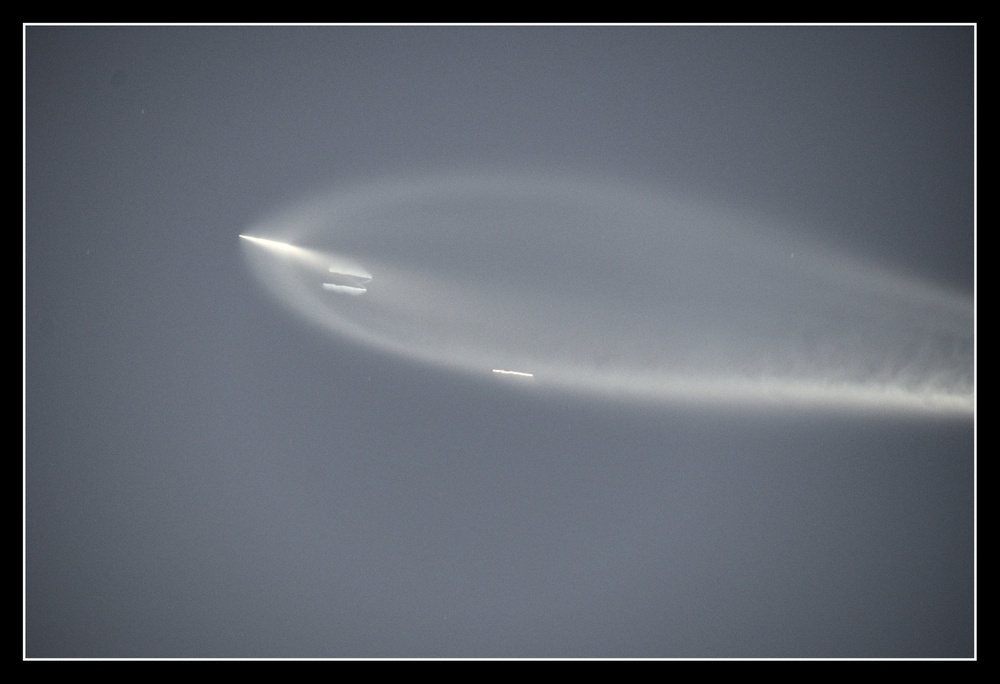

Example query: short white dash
[492,369,534,378]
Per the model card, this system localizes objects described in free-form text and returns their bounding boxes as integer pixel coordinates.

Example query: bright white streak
[239,172,973,417]
[493,369,535,378]
[322,283,367,295]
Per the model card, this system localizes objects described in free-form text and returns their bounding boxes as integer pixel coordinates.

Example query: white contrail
[239,172,973,417]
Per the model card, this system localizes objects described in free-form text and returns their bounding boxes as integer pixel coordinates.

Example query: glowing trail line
[492,369,535,378]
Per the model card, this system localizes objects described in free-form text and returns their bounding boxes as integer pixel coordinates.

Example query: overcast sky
[25,25,974,658]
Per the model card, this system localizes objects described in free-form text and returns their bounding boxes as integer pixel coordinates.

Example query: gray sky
[25,25,974,658]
